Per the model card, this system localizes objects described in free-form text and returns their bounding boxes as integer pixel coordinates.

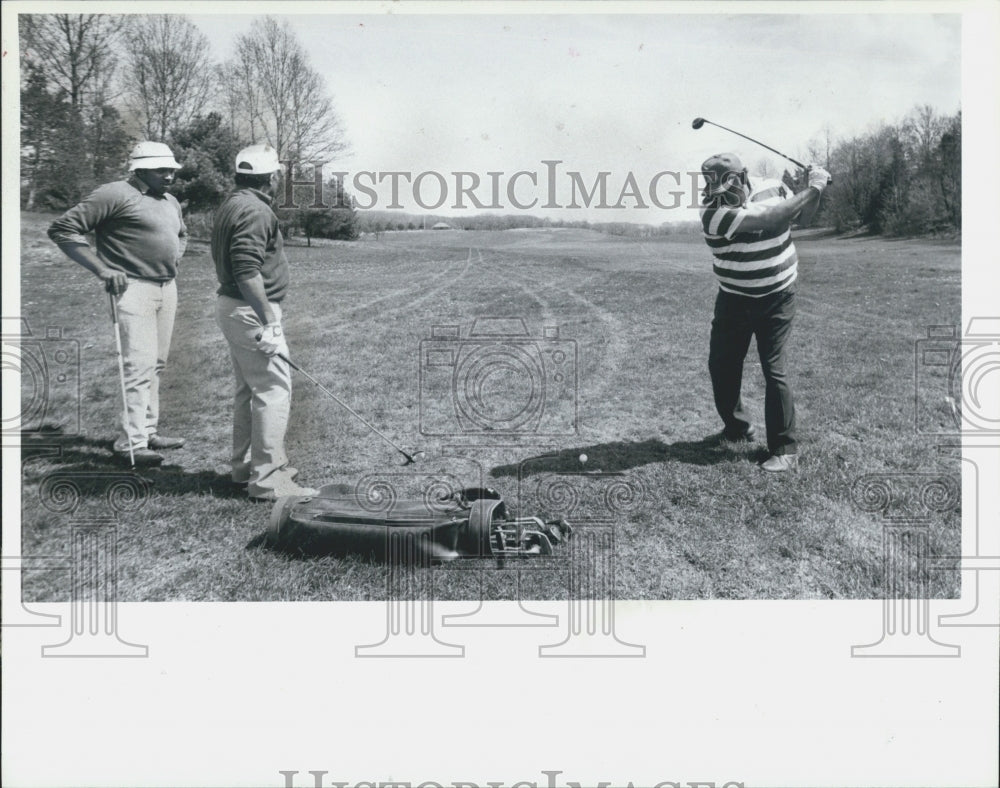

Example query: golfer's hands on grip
[101,269,129,296]
[807,166,832,192]
[256,323,288,358]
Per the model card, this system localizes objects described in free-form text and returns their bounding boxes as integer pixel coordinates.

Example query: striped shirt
[700,178,797,298]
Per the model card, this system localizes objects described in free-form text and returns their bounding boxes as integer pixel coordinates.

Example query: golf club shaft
[276,351,413,461]
[701,119,807,169]
[109,292,135,468]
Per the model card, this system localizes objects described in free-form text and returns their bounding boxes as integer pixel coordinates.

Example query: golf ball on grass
[579,453,588,464]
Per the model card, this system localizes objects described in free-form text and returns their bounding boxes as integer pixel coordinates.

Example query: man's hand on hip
[257,323,288,357]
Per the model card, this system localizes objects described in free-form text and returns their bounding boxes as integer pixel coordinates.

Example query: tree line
[19,15,959,240]
[19,13,357,239]
[796,105,961,236]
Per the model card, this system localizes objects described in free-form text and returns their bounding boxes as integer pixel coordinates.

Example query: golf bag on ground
[268,484,571,565]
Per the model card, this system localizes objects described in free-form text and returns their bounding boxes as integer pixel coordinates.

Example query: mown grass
[16,214,961,600]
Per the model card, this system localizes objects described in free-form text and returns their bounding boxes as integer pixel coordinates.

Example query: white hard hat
[128,141,180,171]
[235,144,281,175]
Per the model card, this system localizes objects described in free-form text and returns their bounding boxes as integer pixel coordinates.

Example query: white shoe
[760,454,798,473]
[250,483,318,502]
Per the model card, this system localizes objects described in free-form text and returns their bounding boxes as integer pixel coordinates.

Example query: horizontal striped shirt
[700,178,797,297]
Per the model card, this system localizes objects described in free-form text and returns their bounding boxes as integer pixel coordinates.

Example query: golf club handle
[805,166,834,187]
[275,350,300,371]
[108,291,134,467]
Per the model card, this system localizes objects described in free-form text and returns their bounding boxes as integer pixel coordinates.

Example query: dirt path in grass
[482,247,633,441]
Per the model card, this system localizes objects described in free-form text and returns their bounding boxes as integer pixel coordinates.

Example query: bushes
[183,211,215,241]
[814,106,961,237]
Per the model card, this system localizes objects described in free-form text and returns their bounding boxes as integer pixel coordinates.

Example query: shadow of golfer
[17,430,247,499]
[490,434,762,478]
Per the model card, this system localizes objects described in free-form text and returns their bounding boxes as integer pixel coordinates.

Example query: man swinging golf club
[48,141,188,466]
[212,144,318,501]
[699,152,830,472]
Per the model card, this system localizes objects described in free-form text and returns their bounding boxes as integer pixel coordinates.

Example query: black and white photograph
[2,2,998,787]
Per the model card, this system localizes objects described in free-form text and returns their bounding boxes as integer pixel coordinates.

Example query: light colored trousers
[214,296,296,496]
[112,278,177,453]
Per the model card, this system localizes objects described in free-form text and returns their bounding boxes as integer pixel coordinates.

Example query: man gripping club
[699,153,831,472]
[48,141,187,466]
[212,144,318,502]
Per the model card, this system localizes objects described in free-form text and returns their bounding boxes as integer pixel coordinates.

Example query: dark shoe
[760,453,798,473]
[115,447,163,467]
[148,434,185,450]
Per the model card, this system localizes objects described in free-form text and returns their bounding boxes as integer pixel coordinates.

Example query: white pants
[215,296,296,496]
[112,278,177,452]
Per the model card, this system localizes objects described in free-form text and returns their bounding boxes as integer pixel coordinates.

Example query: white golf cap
[235,144,281,175]
[128,141,180,171]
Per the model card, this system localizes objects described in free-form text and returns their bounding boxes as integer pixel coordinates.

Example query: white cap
[235,144,281,175]
[128,141,180,171]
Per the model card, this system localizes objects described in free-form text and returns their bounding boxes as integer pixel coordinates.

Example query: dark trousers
[708,286,797,455]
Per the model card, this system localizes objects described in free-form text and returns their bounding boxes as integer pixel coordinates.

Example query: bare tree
[20,14,123,110]
[901,104,945,167]
[19,14,130,204]
[120,15,216,140]
[223,17,347,162]
[807,123,835,170]
[754,158,777,178]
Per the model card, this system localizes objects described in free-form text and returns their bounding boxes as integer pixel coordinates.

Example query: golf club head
[692,117,706,130]
[397,450,427,466]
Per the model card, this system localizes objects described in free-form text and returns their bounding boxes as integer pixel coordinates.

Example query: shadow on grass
[17,431,247,500]
[244,531,389,566]
[490,434,764,477]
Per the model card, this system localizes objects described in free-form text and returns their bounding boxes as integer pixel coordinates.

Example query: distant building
[431,222,452,230]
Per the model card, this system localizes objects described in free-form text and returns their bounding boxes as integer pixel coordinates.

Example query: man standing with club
[212,144,317,501]
[48,141,188,466]
[699,152,831,472]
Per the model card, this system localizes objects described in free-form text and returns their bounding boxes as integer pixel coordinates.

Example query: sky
[188,10,960,222]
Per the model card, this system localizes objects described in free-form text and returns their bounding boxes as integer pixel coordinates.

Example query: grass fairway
[17,212,961,600]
